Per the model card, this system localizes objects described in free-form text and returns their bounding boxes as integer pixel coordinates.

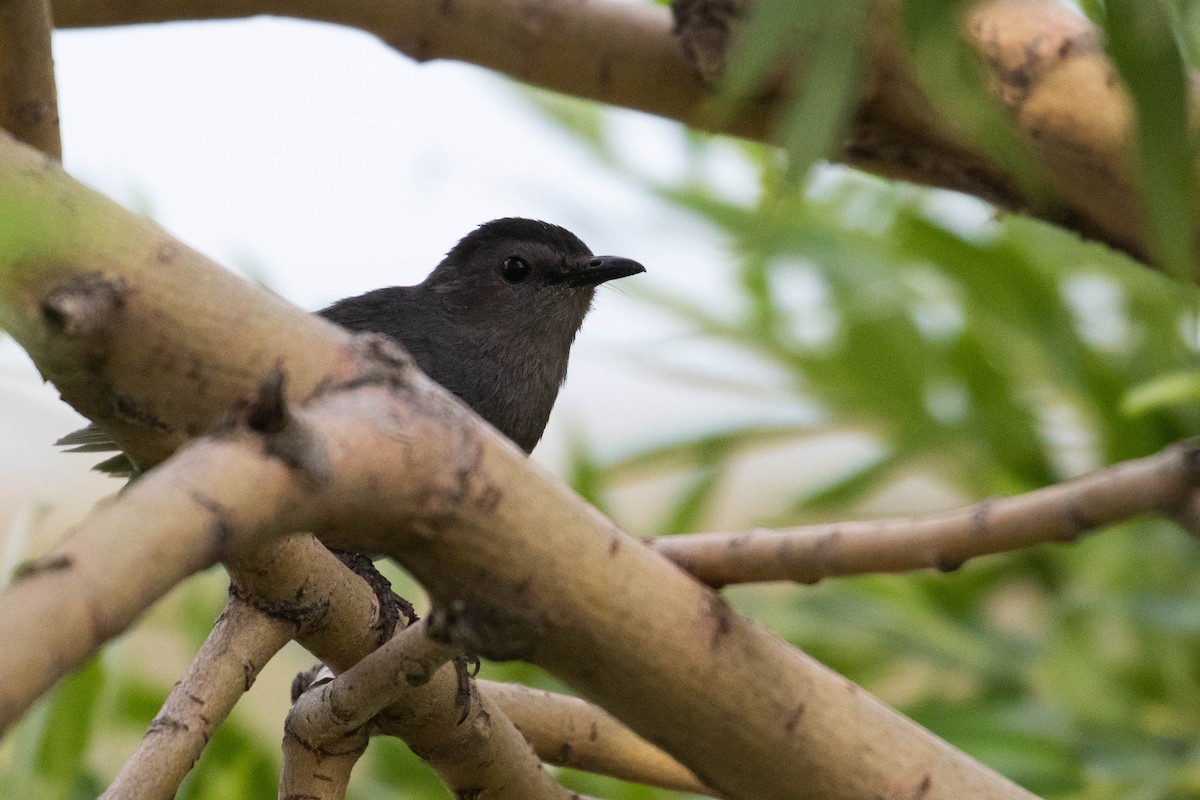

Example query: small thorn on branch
[218,368,332,484]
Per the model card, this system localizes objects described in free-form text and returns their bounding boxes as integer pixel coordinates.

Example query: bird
[58,217,646,470]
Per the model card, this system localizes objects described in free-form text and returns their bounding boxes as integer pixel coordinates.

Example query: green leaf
[5,657,106,799]
[1122,370,1200,415]
[1105,0,1196,281]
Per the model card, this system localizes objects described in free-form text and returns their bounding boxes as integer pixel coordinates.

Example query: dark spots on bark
[935,555,963,573]
[193,490,235,561]
[13,99,56,129]
[229,580,328,635]
[913,774,933,799]
[11,553,72,581]
[40,272,128,339]
[1062,502,1090,540]
[188,693,204,705]
[608,536,621,557]
[476,482,503,513]
[245,368,289,435]
[784,702,806,734]
[704,592,734,650]
[232,368,334,485]
[355,332,418,386]
[147,715,188,735]
[589,722,598,741]
[556,741,573,764]
[970,497,993,536]
[427,599,545,662]
[454,790,482,800]
[799,527,840,582]
[1182,440,1200,478]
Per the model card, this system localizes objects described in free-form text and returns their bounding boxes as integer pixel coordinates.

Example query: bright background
[5,6,1200,800]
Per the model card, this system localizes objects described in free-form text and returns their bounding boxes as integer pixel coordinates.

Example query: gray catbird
[58,217,645,470]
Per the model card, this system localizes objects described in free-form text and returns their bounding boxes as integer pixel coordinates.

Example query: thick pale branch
[50,0,1197,271]
[0,0,60,158]
[0,438,300,729]
[0,382,1039,800]
[652,440,1200,586]
[0,131,1037,799]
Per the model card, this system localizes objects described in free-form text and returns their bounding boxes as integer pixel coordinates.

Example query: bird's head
[424,218,645,335]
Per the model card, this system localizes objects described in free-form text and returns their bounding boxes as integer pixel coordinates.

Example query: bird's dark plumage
[321,217,643,452]
[59,218,644,469]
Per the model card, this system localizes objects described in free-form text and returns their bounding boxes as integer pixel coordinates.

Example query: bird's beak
[566,256,646,287]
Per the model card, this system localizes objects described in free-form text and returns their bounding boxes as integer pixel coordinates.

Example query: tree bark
[0,130,1036,799]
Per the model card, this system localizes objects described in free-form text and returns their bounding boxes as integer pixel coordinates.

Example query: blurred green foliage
[5,1,1200,798]
[535,1,1200,797]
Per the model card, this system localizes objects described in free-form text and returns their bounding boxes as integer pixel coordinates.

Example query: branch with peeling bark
[49,0,1200,273]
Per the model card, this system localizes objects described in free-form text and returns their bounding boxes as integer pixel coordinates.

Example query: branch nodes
[654,438,1200,586]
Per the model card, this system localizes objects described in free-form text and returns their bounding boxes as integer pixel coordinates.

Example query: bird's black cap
[437,217,645,288]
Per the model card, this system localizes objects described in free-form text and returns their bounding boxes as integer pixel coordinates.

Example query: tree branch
[0,130,1039,799]
[0,0,60,158]
[49,0,1197,272]
[101,595,293,800]
[484,681,717,797]
[652,440,1200,586]
[288,619,577,800]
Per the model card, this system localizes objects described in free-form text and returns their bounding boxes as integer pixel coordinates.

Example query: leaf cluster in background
[534,1,1200,796]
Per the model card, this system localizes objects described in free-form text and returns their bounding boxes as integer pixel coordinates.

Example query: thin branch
[101,595,293,800]
[0,0,60,158]
[286,618,455,743]
[288,619,574,800]
[279,730,363,800]
[652,440,1200,586]
[484,681,719,798]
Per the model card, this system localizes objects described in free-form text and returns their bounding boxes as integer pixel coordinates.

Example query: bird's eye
[501,256,531,283]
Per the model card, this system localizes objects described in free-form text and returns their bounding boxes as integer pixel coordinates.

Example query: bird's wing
[55,424,137,477]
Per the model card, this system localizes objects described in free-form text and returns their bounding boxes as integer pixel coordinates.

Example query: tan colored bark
[100,597,292,800]
[49,0,1197,272]
[652,440,1200,586]
[484,681,717,797]
[0,132,1036,798]
[0,0,59,158]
